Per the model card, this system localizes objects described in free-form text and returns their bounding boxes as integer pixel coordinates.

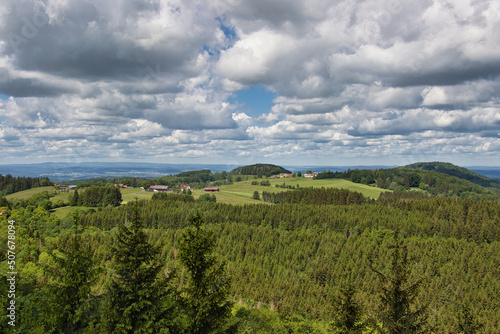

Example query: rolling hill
[229,164,291,177]
[405,161,500,189]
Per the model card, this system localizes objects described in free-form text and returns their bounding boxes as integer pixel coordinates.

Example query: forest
[229,164,292,177]
[314,163,500,200]
[0,184,500,333]
[0,164,499,333]
[0,175,53,197]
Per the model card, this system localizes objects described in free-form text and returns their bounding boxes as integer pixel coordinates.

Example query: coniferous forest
[1,168,500,333]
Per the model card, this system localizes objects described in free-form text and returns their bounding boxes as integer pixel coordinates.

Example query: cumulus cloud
[0,0,499,165]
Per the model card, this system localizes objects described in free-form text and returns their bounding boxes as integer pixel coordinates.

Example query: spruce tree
[70,189,79,206]
[457,305,484,333]
[331,284,366,334]
[371,232,428,334]
[103,202,178,333]
[178,212,233,334]
[49,213,97,333]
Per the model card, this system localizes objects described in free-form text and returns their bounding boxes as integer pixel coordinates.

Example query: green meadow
[4,177,388,217]
[193,176,388,204]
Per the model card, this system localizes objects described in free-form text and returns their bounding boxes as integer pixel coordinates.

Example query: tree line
[314,167,500,200]
[0,174,53,196]
[261,188,364,205]
[70,186,122,207]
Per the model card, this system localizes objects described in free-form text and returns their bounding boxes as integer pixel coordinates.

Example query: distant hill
[405,162,500,189]
[230,164,291,177]
[314,162,500,200]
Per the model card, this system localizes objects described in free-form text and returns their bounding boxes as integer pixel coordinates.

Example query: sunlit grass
[5,186,57,200]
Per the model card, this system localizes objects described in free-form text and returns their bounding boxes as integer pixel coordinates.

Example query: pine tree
[331,284,366,334]
[457,305,484,333]
[178,212,233,334]
[70,189,79,206]
[49,213,97,333]
[103,202,179,333]
[252,191,260,200]
[370,232,428,334]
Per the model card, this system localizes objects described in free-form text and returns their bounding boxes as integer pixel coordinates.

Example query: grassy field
[120,188,154,203]
[51,206,95,219]
[5,177,389,213]
[5,186,57,200]
[193,176,389,205]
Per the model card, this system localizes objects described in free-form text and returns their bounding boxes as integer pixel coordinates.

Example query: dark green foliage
[3,180,500,332]
[156,170,215,187]
[371,233,428,334]
[377,191,432,203]
[70,189,79,206]
[178,212,233,334]
[176,170,213,179]
[331,284,365,334]
[78,186,122,207]
[9,191,60,213]
[103,204,178,333]
[260,180,271,186]
[457,305,484,334]
[230,164,291,177]
[48,214,98,333]
[262,188,364,205]
[0,196,11,208]
[406,161,500,189]
[152,192,195,202]
[252,191,260,200]
[314,165,500,199]
[198,194,217,203]
[0,174,53,196]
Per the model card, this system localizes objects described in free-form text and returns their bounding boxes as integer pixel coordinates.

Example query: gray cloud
[0,0,499,165]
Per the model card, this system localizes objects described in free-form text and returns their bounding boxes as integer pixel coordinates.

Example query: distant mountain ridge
[404,161,500,189]
[0,161,498,182]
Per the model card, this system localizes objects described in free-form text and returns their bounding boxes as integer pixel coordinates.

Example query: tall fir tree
[457,305,484,334]
[102,201,179,333]
[370,232,428,334]
[178,212,233,334]
[48,213,98,333]
[331,283,366,334]
[70,189,79,206]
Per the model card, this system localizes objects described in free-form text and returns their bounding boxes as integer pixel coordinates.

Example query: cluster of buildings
[148,184,219,193]
[115,184,133,189]
[57,184,76,190]
[270,172,319,178]
[148,185,171,193]
[271,173,293,178]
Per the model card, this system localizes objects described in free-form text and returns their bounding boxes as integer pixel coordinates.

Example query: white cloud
[0,0,499,165]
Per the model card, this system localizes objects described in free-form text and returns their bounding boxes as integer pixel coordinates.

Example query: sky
[0,0,499,167]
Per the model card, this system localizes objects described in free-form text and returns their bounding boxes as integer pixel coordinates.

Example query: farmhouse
[271,173,293,178]
[204,187,219,192]
[304,173,319,178]
[149,185,169,192]
[115,184,133,189]
[58,185,77,190]
[180,185,191,191]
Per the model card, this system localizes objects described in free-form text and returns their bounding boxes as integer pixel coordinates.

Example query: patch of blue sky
[216,16,237,42]
[228,85,277,119]
[203,16,237,56]
[0,94,9,100]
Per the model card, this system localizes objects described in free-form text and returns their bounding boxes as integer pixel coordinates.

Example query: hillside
[230,164,291,177]
[406,161,500,189]
[315,162,500,200]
